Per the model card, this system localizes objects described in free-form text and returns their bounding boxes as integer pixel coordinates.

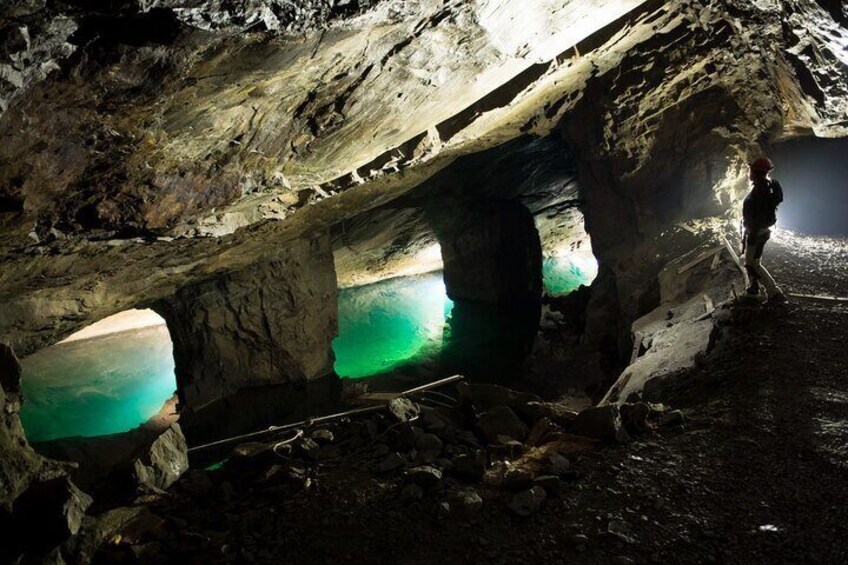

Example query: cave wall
[557,0,848,364]
[155,234,338,410]
[431,201,543,303]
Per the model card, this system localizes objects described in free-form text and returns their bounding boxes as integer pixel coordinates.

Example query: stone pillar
[155,234,339,411]
[431,201,543,303]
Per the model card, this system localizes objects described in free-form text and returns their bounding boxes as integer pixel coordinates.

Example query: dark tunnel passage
[769,136,848,236]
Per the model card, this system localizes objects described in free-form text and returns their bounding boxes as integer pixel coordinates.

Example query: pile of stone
[49,382,683,561]
[200,382,681,520]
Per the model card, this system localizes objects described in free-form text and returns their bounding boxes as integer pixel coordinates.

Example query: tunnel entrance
[769,136,848,236]
[332,269,454,380]
[19,309,177,443]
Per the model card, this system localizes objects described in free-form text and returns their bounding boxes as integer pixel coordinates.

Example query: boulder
[457,382,541,417]
[132,424,188,492]
[475,406,528,444]
[572,405,631,444]
[508,486,546,516]
[12,476,93,552]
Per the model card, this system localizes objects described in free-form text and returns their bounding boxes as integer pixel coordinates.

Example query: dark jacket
[743,178,783,232]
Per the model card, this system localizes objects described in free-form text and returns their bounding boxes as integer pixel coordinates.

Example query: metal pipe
[187,374,464,453]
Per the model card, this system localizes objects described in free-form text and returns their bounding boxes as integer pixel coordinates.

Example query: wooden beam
[721,236,749,287]
[788,293,848,303]
[676,246,724,274]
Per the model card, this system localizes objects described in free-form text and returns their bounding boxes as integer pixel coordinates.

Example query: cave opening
[18,309,177,445]
[768,136,848,236]
[331,194,598,388]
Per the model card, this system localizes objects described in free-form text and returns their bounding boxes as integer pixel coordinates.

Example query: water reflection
[441,299,542,383]
[332,273,454,379]
[20,325,177,442]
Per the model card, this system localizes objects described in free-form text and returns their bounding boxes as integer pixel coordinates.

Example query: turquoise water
[542,254,598,296]
[20,325,177,443]
[333,254,597,379]
[18,254,599,440]
[332,273,454,379]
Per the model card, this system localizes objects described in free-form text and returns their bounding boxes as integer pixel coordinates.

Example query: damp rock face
[156,234,338,409]
[0,343,45,513]
[132,424,189,492]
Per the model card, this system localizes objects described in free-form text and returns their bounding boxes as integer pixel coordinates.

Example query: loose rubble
[48,381,683,561]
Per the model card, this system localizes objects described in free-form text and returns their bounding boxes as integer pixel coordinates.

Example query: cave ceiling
[0,0,846,354]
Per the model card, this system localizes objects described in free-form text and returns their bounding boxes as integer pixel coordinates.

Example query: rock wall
[0,342,92,562]
[432,201,543,303]
[558,0,848,365]
[155,234,338,410]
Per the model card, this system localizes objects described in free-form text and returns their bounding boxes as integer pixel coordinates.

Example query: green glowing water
[20,325,177,443]
[332,273,454,379]
[542,254,598,296]
[19,254,599,441]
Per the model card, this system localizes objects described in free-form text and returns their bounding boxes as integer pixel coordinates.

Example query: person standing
[742,157,787,303]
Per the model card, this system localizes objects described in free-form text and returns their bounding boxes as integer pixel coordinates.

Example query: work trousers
[744,229,780,295]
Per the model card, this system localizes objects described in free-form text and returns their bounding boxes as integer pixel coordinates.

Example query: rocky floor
[72,231,848,565]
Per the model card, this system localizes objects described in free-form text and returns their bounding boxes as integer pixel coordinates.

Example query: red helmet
[749,157,774,172]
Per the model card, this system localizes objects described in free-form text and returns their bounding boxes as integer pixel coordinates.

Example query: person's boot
[745,266,760,296]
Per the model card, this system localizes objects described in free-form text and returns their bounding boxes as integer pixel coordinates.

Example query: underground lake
[19,254,597,442]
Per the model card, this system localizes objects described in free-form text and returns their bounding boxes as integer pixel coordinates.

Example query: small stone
[310,429,335,444]
[405,466,443,488]
[399,483,425,502]
[570,533,589,546]
[453,489,483,514]
[375,452,405,473]
[608,520,636,544]
[508,486,546,516]
[659,410,685,426]
[437,501,451,517]
[488,439,525,460]
[387,398,420,423]
[545,453,571,477]
[482,461,508,487]
[416,433,444,453]
[452,451,486,480]
[503,467,533,490]
[296,437,321,459]
[533,475,562,497]
[180,469,214,497]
